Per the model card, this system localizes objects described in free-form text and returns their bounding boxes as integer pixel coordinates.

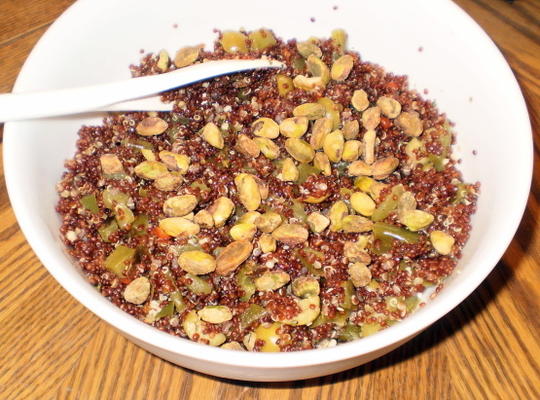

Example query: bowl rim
[3,0,532,370]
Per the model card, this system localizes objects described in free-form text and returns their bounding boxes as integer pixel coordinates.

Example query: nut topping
[123,277,151,305]
[216,240,253,275]
[178,250,217,275]
[201,122,224,149]
[331,54,354,81]
[136,117,168,136]
[235,173,261,211]
[163,195,198,217]
[272,223,309,245]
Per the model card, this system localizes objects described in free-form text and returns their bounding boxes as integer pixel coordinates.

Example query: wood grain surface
[1,1,539,399]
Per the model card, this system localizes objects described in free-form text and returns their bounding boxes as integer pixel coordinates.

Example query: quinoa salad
[56,30,478,352]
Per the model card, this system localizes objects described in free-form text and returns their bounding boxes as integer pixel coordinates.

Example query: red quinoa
[56,29,478,352]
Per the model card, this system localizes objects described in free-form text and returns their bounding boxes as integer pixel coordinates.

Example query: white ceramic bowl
[3,0,531,381]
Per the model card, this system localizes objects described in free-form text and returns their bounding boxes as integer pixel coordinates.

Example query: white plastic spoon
[0,58,283,122]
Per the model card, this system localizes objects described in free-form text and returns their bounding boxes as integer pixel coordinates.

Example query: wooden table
[1,1,539,398]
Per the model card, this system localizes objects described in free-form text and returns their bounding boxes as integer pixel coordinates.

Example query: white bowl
[3,0,531,381]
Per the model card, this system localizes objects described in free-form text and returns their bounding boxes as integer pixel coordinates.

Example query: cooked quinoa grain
[56,29,478,352]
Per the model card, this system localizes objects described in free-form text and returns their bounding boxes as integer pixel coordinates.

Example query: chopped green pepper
[297,163,320,184]
[102,187,130,209]
[291,200,308,223]
[371,184,404,222]
[104,245,136,276]
[121,138,154,151]
[372,222,420,254]
[405,296,420,313]
[170,291,187,314]
[185,273,213,295]
[338,324,362,342]
[80,194,99,214]
[311,311,349,328]
[154,301,175,321]
[98,220,118,242]
[114,203,135,229]
[240,304,266,329]
[361,323,382,337]
[130,214,149,237]
[340,281,355,310]
[236,263,256,302]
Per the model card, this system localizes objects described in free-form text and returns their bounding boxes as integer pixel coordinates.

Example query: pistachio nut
[313,152,332,176]
[279,157,299,182]
[216,240,253,275]
[430,230,455,255]
[342,140,362,162]
[279,117,309,138]
[136,117,168,136]
[208,196,235,227]
[401,209,434,231]
[259,233,277,253]
[350,192,376,216]
[331,54,354,81]
[309,117,333,150]
[255,270,291,291]
[343,119,360,140]
[235,173,261,211]
[253,137,280,159]
[178,250,217,275]
[323,130,344,163]
[163,195,198,217]
[100,154,124,175]
[362,106,381,130]
[285,138,315,163]
[182,310,226,346]
[134,161,169,180]
[296,41,322,58]
[154,174,182,191]
[341,215,374,233]
[174,45,202,68]
[329,200,349,232]
[376,96,402,119]
[272,223,309,245]
[193,209,214,228]
[293,103,326,120]
[363,129,376,165]
[307,212,330,233]
[252,117,279,139]
[201,122,224,149]
[348,262,372,287]
[230,223,257,241]
[351,89,369,112]
[159,217,200,237]
[292,277,320,298]
[255,211,282,233]
[235,134,261,158]
[396,111,423,137]
[123,277,151,305]
[159,151,190,173]
[198,305,233,324]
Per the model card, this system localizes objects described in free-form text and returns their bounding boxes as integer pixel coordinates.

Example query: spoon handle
[0,59,282,122]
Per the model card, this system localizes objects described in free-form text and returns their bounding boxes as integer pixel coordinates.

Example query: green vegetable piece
[297,163,320,184]
[292,56,306,71]
[372,222,420,255]
[154,301,175,321]
[340,280,354,310]
[291,200,308,223]
[114,203,135,229]
[427,154,445,172]
[98,220,119,242]
[236,264,256,302]
[452,183,469,204]
[105,245,136,276]
[311,310,349,328]
[138,188,149,198]
[102,187,130,209]
[249,29,277,51]
[338,324,362,342]
[405,296,420,312]
[122,138,154,151]
[297,249,324,277]
[185,273,213,295]
[80,194,99,214]
[371,184,404,222]
[361,323,382,337]
[170,291,187,314]
[130,214,149,237]
[240,304,266,330]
